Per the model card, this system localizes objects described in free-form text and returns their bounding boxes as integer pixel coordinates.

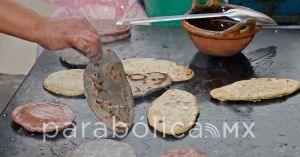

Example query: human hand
[36,17,101,59]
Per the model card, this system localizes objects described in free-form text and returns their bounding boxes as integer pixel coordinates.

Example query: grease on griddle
[246,46,277,73]
[186,52,254,95]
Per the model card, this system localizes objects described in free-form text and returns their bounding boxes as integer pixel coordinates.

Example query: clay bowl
[182,3,261,57]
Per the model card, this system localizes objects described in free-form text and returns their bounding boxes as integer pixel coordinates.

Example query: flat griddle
[0,26,300,157]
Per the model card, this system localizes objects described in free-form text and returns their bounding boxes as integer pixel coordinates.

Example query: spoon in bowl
[116,7,277,26]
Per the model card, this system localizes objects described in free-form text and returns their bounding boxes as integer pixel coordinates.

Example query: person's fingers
[84,20,98,35]
[71,33,102,60]
[89,49,102,62]
[88,35,101,58]
[78,30,100,45]
[75,30,102,57]
[71,37,91,55]
[88,42,101,58]
[41,17,102,59]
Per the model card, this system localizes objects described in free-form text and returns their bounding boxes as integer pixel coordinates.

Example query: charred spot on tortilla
[128,74,147,81]
[92,78,105,94]
[122,58,194,82]
[94,63,100,67]
[127,72,172,98]
[106,66,122,80]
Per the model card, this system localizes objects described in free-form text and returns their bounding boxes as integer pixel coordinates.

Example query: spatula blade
[84,49,135,134]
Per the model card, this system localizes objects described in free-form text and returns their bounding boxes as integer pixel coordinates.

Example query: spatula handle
[116,13,225,25]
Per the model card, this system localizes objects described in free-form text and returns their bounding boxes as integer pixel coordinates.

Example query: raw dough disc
[11,103,75,133]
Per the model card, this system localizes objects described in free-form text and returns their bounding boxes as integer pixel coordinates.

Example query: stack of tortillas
[148,89,199,135]
[90,19,131,43]
[210,78,300,102]
[65,139,136,157]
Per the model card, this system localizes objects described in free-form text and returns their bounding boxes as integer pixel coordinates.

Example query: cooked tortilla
[122,58,194,82]
[46,69,171,98]
[148,89,199,135]
[60,48,89,68]
[210,78,300,102]
[128,72,172,98]
[43,69,84,97]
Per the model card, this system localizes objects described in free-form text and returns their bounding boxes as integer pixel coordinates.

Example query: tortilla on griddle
[90,19,131,43]
[65,139,136,157]
[43,69,84,97]
[11,103,75,133]
[128,72,172,98]
[60,48,89,68]
[45,69,170,98]
[148,89,199,135]
[210,78,300,102]
[157,148,207,157]
[122,58,194,82]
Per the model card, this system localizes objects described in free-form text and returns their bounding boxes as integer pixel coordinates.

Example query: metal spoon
[116,8,277,26]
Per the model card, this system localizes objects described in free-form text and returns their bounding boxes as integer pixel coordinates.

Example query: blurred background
[0,0,54,112]
[0,0,54,75]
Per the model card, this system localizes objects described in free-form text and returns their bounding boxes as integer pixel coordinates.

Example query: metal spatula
[116,8,277,26]
[84,49,135,134]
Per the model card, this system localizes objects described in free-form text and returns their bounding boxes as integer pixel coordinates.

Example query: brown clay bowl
[182,0,262,57]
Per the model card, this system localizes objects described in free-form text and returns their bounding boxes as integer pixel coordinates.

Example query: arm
[0,0,101,59]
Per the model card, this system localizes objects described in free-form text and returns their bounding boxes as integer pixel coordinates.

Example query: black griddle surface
[0,26,300,157]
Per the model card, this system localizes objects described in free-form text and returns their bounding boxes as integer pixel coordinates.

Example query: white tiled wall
[0,0,55,75]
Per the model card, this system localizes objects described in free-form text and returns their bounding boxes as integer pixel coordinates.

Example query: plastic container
[144,0,225,26]
[144,0,300,26]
